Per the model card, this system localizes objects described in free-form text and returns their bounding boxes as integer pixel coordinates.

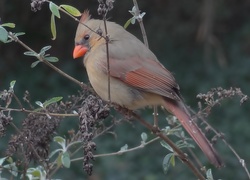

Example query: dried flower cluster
[197,87,248,108]
[30,0,46,12]
[6,104,61,162]
[0,111,12,137]
[0,88,14,137]
[97,0,115,16]
[78,95,109,175]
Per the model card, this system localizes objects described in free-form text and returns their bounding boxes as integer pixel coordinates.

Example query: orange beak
[73,45,88,59]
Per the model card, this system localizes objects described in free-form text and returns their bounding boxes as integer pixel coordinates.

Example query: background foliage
[0,0,250,179]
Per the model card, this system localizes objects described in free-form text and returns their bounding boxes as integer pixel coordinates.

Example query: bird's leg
[153,105,159,128]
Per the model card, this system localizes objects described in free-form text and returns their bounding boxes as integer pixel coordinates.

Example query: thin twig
[0,107,78,117]
[191,108,250,179]
[132,0,148,47]
[8,32,88,90]
[102,14,111,103]
[132,0,159,126]
[71,137,160,162]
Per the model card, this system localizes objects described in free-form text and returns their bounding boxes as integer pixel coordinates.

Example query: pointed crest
[80,10,91,23]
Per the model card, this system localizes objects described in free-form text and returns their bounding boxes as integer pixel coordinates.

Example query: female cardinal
[73,11,223,167]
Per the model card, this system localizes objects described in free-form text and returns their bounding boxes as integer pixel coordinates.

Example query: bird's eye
[84,34,90,40]
[96,28,103,36]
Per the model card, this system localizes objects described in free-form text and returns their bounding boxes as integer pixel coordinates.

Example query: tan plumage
[73,11,223,167]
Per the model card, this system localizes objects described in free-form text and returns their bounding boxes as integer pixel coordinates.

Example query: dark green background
[1,0,250,179]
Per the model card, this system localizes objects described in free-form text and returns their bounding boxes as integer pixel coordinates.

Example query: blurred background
[0,0,250,179]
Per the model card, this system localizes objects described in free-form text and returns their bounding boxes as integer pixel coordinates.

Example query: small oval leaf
[15,32,25,37]
[124,18,132,29]
[0,157,7,165]
[49,2,60,18]
[162,153,174,174]
[61,152,71,168]
[53,136,66,149]
[31,60,40,68]
[10,80,16,89]
[0,26,8,43]
[1,23,15,28]
[35,101,43,108]
[50,14,57,40]
[40,45,51,54]
[44,56,59,62]
[24,51,37,57]
[3,162,18,177]
[119,144,128,152]
[141,132,148,142]
[54,136,65,144]
[43,96,63,107]
[206,169,214,180]
[160,141,173,152]
[60,5,81,17]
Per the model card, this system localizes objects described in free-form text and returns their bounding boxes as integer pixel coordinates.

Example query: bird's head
[73,10,105,59]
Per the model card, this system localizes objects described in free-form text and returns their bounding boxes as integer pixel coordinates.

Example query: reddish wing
[99,57,181,101]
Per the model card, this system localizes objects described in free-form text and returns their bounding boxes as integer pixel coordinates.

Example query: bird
[73,11,223,167]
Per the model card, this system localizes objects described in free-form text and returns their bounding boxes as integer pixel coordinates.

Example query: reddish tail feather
[163,99,223,167]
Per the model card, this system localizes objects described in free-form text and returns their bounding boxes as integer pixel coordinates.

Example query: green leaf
[206,169,214,180]
[1,23,15,28]
[162,153,174,174]
[160,141,173,152]
[49,2,60,18]
[15,32,25,37]
[178,142,195,149]
[44,56,59,62]
[26,166,46,180]
[27,169,41,177]
[53,136,66,150]
[119,144,128,152]
[141,132,148,142]
[43,96,63,107]
[60,5,81,17]
[131,17,136,24]
[40,45,51,54]
[6,157,13,164]
[24,51,37,57]
[50,14,57,40]
[10,80,16,89]
[0,157,7,165]
[35,101,43,108]
[0,26,8,43]
[3,162,18,177]
[170,154,175,166]
[54,136,65,143]
[124,18,132,29]
[61,152,71,168]
[57,153,63,167]
[31,60,40,68]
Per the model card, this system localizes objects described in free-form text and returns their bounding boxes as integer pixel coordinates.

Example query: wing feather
[99,56,181,101]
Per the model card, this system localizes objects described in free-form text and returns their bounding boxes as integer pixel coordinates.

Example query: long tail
[163,99,223,168]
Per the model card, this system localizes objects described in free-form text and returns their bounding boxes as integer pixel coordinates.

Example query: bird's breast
[85,57,135,107]
[85,57,163,109]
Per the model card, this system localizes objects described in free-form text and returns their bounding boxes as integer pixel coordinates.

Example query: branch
[132,0,148,47]
[8,32,88,90]
[71,137,160,162]
[0,107,78,117]
[132,0,159,127]
[191,108,250,179]
[130,111,206,180]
